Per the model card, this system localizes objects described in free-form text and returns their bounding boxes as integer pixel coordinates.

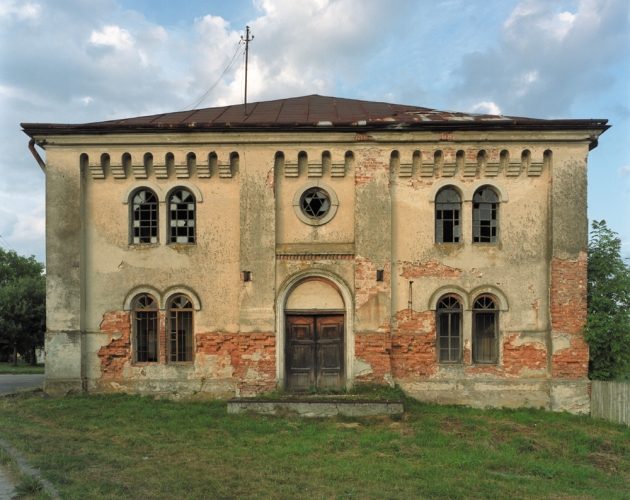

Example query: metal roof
[21,94,609,136]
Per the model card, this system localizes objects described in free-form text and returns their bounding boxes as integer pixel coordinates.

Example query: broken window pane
[131,189,158,244]
[168,189,196,244]
[435,187,461,243]
[473,186,499,243]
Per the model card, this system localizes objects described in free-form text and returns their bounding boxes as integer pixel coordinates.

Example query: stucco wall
[39,128,597,412]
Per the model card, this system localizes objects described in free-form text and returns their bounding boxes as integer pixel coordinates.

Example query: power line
[185,40,244,110]
[0,234,16,252]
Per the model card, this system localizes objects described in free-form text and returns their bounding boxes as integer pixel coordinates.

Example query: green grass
[0,393,627,499]
[0,362,44,374]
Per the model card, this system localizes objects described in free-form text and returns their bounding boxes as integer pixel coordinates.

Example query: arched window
[435,187,461,243]
[437,295,462,363]
[472,186,499,243]
[168,188,196,244]
[168,295,193,362]
[472,295,498,363]
[133,294,158,363]
[131,188,158,244]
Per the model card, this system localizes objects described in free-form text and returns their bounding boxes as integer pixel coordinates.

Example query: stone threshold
[227,398,404,417]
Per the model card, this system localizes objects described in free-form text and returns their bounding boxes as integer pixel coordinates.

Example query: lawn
[0,392,627,499]
[0,362,44,374]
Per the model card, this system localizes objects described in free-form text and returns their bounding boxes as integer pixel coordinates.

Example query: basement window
[168,295,193,362]
[131,188,158,244]
[435,187,461,243]
[168,188,196,244]
[437,295,462,363]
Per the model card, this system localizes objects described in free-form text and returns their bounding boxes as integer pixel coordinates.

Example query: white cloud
[618,165,630,177]
[470,101,502,115]
[0,0,41,21]
[453,0,629,117]
[89,25,134,50]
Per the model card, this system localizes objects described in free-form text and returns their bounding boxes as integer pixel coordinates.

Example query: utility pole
[241,25,254,114]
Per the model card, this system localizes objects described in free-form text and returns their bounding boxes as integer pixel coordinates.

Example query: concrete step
[227,397,404,417]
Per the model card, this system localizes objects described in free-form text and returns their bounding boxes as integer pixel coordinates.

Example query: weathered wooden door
[285,314,344,391]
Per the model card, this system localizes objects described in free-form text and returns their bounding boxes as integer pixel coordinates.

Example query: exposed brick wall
[196,332,276,396]
[550,252,589,379]
[550,253,587,334]
[390,309,437,378]
[354,151,387,186]
[400,260,462,279]
[354,256,390,315]
[97,310,276,395]
[552,336,589,379]
[97,311,132,379]
[354,333,392,382]
[465,333,547,377]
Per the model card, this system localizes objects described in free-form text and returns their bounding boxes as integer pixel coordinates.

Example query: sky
[0,0,628,263]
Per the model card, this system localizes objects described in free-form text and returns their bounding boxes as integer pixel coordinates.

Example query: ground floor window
[133,294,158,363]
[437,295,462,363]
[168,295,194,362]
[472,295,498,363]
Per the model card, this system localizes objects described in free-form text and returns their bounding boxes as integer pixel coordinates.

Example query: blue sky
[0,0,628,262]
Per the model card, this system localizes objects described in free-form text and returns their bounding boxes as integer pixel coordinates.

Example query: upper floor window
[133,294,158,363]
[131,188,158,244]
[437,295,462,363]
[168,295,193,362]
[168,188,196,244]
[472,186,499,243]
[435,187,461,243]
[472,295,498,363]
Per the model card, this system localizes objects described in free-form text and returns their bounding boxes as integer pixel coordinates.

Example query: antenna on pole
[241,25,254,114]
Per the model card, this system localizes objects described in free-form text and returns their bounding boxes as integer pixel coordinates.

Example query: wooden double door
[286,314,344,391]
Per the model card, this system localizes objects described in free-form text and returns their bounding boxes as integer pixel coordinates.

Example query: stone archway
[275,270,354,390]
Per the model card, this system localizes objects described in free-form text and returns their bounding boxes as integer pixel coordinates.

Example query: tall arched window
[131,188,158,244]
[133,294,158,363]
[435,187,461,243]
[437,295,462,363]
[472,186,499,243]
[168,188,196,244]
[168,295,193,362]
[472,295,498,363]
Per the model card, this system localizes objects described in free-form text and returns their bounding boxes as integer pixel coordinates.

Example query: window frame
[472,295,499,364]
[435,187,462,244]
[472,186,499,244]
[167,187,196,244]
[436,295,462,363]
[132,294,159,363]
[130,188,159,245]
[167,294,194,363]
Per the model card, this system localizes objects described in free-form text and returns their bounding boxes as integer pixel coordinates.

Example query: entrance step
[227,397,404,417]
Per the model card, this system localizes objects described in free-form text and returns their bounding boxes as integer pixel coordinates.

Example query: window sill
[129,243,160,250]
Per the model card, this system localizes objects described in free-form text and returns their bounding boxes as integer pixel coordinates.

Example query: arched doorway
[276,271,354,391]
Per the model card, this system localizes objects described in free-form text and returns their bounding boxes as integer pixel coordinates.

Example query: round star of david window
[293,183,339,226]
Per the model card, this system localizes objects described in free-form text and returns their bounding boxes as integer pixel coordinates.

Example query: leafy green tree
[585,220,630,380]
[0,248,45,365]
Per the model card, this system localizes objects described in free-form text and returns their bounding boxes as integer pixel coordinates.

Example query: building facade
[22,95,608,413]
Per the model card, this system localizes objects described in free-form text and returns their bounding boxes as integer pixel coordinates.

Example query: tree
[0,248,45,365]
[584,220,630,380]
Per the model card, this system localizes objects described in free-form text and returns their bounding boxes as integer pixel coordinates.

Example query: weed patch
[0,393,627,498]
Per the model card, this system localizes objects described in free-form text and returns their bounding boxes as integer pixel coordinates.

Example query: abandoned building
[21,95,609,413]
